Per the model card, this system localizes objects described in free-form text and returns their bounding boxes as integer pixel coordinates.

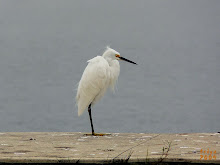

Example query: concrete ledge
[0,132,219,164]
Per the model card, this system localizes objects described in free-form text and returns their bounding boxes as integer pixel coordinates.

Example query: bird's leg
[88,103,95,135]
[85,104,111,136]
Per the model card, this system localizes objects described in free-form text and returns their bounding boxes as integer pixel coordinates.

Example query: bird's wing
[76,56,109,116]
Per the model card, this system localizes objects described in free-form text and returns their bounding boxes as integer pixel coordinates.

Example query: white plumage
[76,47,120,116]
[76,47,136,135]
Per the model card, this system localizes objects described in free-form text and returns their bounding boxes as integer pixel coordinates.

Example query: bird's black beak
[119,57,137,65]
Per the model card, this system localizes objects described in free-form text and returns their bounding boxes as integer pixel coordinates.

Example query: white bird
[76,47,137,136]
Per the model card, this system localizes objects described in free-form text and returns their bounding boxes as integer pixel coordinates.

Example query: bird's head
[102,46,137,65]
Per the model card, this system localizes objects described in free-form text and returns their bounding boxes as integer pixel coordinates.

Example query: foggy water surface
[0,1,219,133]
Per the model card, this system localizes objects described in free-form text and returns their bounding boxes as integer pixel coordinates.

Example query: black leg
[88,103,95,135]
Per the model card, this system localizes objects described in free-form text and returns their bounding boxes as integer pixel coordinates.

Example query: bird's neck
[103,57,114,66]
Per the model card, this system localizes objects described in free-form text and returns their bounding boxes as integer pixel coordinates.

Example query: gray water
[0,1,219,133]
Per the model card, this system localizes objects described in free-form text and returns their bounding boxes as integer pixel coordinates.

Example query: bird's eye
[115,54,120,57]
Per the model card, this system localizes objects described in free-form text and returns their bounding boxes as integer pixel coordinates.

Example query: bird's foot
[84,133,111,136]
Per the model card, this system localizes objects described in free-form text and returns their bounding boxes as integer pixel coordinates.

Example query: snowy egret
[76,47,137,136]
